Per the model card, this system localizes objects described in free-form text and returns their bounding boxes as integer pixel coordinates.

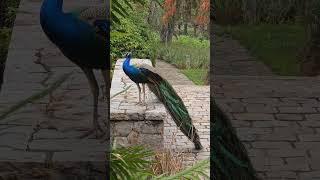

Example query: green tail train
[211,100,258,179]
[140,67,203,150]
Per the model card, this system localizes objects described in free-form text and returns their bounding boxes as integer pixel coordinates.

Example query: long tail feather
[140,68,203,150]
[212,101,258,179]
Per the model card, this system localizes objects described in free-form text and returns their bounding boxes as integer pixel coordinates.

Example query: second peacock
[122,52,203,150]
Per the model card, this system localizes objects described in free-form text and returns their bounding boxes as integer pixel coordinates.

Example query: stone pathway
[213,33,273,76]
[0,0,107,178]
[155,60,194,85]
[214,31,320,179]
[111,59,210,168]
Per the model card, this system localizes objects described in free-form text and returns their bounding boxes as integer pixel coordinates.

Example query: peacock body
[122,53,203,150]
[40,0,108,69]
[40,0,109,137]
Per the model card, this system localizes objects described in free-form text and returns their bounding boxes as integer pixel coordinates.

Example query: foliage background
[111,1,158,64]
[0,0,20,91]
[214,0,320,76]
[111,0,210,85]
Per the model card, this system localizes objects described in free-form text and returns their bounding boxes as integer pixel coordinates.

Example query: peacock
[122,53,148,105]
[122,53,203,150]
[40,0,109,137]
[211,100,258,179]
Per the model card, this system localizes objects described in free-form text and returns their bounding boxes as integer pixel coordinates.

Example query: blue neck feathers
[123,56,131,69]
[122,56,148,84]
[123,56,136,75]
[41,0,63,13]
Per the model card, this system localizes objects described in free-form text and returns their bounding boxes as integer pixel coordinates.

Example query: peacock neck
[42,0,63,13]
[123,57,132,69]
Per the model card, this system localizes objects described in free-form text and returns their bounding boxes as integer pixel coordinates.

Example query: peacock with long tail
[40,0,109,137]
[212,100,258,179]
[122,53,203,150]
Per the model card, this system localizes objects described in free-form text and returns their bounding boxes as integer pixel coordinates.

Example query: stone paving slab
[0,0,107,178]
[214,75,320,180]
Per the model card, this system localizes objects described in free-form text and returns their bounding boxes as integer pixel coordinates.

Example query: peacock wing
[70,6,109,38]
[136,63,167,78]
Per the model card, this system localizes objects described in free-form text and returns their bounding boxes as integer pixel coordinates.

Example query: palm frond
[110,145,154,180]
[110,145,210,180]
[111,0,162,25]
[111,0,145,25]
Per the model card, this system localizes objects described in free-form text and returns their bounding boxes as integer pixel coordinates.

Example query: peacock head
[124,52,132,59]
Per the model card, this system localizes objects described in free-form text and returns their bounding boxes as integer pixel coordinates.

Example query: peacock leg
[136,83,142,104]
[142,83,146,104]
[79,67,104,138]
[101,69,109,128]
[101,69,109,101]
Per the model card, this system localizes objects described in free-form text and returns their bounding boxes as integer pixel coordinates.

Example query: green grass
[157,35,209,85]
[181,69,207,85]
[157,36,209,69]
[221,24,307,76]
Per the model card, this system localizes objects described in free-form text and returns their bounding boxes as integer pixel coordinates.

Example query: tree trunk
[183,0,192,35]
[193,23,197,36]
[161,0,178,43]
[160,19,175,43]
[243,0,257,24]
[167,19,175,42]
[178,23,182,35]
[300,0,320,76]
[183,23,188,35]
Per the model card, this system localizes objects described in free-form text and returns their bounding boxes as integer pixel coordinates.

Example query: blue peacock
[40,0,109,137]
[122,53,203,150]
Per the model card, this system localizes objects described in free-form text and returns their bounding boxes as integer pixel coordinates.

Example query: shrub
[157,35,209,69]
[111,3,158,64]
[111,19,157,60]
